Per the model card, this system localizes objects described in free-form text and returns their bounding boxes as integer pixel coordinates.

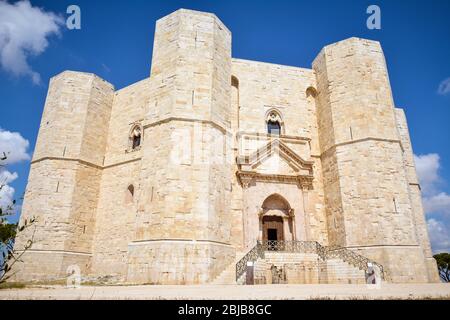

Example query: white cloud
[0,169,17,185]
[0,169,17,209]
[438,77,450,96]
[0,127,30,164]
[415,153,450,253]
[0,0,64,84]
[0,128,29,215]
[423,192,450,217]
[414,153,450,217]
[414,153,441,196]
[427,219,450,253]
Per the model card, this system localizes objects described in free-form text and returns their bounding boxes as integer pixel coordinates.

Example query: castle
[13,9,439,284]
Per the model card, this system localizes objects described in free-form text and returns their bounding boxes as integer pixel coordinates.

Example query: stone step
[244,251,367,284]
[210,251,246,285]
[212,249,369,285]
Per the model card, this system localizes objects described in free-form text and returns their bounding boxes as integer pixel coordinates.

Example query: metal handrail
[235,243,265,281]
[324,246,385,279]
[235,240,386,281]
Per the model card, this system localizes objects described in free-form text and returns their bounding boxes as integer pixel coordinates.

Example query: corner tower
[13,71,114,281]
[126,9,234,284]
[313,38,438,282]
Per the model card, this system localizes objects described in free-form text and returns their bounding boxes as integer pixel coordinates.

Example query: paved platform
[0,283,449,300]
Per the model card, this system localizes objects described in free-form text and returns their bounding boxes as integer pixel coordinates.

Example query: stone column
[282,216,290,241]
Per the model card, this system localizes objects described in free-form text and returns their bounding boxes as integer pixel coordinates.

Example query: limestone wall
[232,58,328,248]
[31,72,113,162]
[394,109,440,282]
[313,37,431,282]
[89,161,141,281]
[13,72,114,282]
[88,77,150,281]
[12,9,436,285]
[127,241,234,284]
[125,9,234,284]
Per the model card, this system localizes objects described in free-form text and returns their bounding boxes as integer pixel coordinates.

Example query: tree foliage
[0,223,17,244]
[434,253,450,283]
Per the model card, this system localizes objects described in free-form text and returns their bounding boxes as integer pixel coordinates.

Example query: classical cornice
[236,170,314,189]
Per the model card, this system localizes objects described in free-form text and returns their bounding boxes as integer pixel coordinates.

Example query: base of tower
[350,245,438,283]
[7,250,91,283]
[126,240,235,284]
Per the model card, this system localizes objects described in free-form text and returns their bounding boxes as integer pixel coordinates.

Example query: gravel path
[1,283,449,300]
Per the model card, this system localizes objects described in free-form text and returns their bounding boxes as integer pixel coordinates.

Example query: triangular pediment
[238,139,313,177]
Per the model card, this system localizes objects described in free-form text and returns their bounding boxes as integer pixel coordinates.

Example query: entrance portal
[262,216,284,242]
[258,193,296,249]
[267,228,278,241]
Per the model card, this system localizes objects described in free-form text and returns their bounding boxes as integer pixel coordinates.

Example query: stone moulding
[236,138,314,189]
[237,139,313,168]
[237,131,311,144]
[30,156,142,170]
[128,239,233,247]
[236,171,314,189]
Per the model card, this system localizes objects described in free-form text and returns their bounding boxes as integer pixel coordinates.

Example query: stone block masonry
[11,9,439,284]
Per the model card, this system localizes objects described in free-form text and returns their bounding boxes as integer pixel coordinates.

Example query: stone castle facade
[14,9,439,284]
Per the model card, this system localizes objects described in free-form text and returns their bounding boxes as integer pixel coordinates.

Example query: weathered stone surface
[11,9,438,284]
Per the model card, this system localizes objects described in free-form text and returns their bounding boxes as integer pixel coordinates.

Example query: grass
[0,282,27,289]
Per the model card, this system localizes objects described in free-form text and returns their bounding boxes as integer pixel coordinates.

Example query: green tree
[433,253,450,283]
[0,222,17,244]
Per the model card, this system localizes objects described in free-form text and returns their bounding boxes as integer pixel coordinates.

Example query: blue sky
[0,0,449,252]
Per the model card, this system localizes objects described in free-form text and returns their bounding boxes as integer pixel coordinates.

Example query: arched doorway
[262,216,284,242]
[260,194,295,246]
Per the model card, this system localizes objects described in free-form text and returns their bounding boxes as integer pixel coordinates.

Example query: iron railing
[324,246,385,278]
[235,243,265,282]
[259,240,321,255]
[235,240,385,281]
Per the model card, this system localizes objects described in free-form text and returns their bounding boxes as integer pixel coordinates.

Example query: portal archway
[259,194,296,243]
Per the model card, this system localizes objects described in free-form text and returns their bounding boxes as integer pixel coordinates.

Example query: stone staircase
[229,240,385,285]
[210,251,246,285]
[251,252,366,284]
[324,258,368,284]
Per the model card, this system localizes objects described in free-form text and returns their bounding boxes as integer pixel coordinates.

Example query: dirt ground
[0,283,449,300]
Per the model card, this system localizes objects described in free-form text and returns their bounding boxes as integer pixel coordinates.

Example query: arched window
[306,86,318,99]
[125,184,134,204]
[266,110,283,136]
[267,120,281,135]
[129,125,142,150]
[231,75,239,89]
[132,132,141,149]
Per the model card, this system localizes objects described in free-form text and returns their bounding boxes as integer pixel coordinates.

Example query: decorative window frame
[126,123,143,153]
[265,108,284,136]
